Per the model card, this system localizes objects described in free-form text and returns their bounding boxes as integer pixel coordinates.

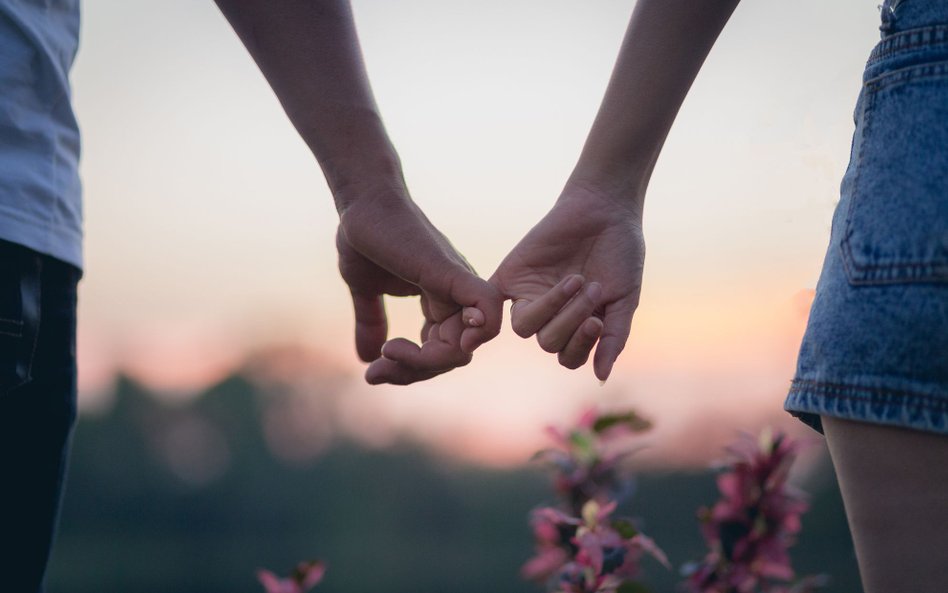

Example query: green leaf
[529,448,555,462]
[569,431,597,464]
[569,430,594,450]
[592,411,652,434]
[612,518,639,539]
[617,581,654,593]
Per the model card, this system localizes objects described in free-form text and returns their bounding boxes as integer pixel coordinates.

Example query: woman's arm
[491,0,741,380]
[571,0,742,218]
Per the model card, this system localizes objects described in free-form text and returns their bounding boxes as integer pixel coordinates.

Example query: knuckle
[511,318,534,339]
[581,293,601,312]
[559,349,590,369]
[536,333,561,354]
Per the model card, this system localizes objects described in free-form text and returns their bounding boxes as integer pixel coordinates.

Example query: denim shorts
[784,0,948,435]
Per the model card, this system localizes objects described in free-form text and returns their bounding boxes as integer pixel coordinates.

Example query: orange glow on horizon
[77,287,817,471]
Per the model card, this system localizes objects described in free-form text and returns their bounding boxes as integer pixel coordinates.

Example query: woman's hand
[490,183,645,381]
[488,0,740,382]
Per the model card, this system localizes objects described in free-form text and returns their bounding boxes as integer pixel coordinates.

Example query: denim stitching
[0,318,23,338]
[786,392,946,434]
[841,59,948,283]
[870,25,948,64]
[22,258,42,390]
[840,83,874,280]
[865,59,948,89]
[790,379,948,407]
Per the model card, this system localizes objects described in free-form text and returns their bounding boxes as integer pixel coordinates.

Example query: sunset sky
[72,0,882,467]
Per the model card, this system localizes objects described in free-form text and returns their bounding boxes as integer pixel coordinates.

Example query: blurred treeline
[48,373,862,593]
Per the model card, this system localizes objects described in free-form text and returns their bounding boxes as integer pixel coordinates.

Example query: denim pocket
[841,59,948,285]
[0,246,42,396]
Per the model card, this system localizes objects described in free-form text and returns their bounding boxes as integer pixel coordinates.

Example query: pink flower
[523,498,668,592]
[684,429,826,593]
[574,500,669,579]
[522,547,572,582]
[525,409,665,593]
[534,409,651,515]
[257,560,326,593]
[522,507,580,582]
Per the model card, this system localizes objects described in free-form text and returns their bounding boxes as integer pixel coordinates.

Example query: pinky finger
[593,305,635,382]
[462,307,484,328]
[557,317,603,370]
[365,357,443,385]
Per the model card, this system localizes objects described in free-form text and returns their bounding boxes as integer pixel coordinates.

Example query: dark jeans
[0,238,80,593]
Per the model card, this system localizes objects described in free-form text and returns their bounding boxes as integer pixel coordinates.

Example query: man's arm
[215,0,503,384]
[215,0,399,208]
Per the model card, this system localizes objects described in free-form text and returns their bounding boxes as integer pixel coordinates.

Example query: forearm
[569,0,741,212]
[215,0,404,212]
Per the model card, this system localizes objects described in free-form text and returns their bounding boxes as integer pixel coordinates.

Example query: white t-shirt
[0,0,82,269]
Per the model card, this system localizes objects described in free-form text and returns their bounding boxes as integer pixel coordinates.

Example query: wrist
[296,107,408,214]
[564,159,653,223]
[325,152,408,216]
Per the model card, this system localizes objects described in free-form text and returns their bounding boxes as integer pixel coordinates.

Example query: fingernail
[586,282,602,302]
[599,379,607,387]
[365,369,382,385]
[563,275,583,295]
[585,318,603,338]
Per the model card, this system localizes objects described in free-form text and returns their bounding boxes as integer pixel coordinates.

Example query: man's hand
[337,192,502,385]
[490,183,645,381]
[214,0,501,384]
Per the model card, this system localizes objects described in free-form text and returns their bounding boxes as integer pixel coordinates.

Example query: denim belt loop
[880,0,907,35]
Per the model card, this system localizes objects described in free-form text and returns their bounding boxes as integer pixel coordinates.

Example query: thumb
[449,272,504,354]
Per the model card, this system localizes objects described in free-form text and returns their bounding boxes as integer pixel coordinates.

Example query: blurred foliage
[47,374,861,593]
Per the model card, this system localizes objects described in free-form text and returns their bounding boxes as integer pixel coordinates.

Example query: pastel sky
[72,0,882,467]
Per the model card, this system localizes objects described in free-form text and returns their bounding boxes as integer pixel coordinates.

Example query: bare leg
[823,416,948,593]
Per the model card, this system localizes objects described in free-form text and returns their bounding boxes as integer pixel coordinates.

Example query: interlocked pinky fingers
[462,307,484,328]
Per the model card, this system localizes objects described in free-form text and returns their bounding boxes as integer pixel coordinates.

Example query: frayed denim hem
[784,379,948,436]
